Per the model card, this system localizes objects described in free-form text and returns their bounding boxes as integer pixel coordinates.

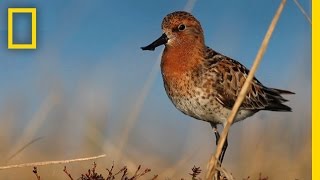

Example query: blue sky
[0,1,311,178]
[0,0,311,88]
[0,0,311,120]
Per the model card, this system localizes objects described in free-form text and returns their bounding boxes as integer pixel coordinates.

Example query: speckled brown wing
[204,47,293,111]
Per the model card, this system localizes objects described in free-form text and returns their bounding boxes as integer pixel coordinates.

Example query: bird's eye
[178,24,186,31]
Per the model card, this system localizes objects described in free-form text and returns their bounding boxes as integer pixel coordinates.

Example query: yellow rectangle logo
[8,8,37,49]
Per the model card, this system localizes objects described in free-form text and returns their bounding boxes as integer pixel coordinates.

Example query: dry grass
[0,154,106,170]
[28,162,272,180]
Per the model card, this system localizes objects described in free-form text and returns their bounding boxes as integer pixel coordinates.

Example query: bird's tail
[263,87,295,112]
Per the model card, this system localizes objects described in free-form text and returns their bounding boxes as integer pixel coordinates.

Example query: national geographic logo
[7,8,37,49]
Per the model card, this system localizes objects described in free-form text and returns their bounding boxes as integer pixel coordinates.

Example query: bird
[141,11,294,164]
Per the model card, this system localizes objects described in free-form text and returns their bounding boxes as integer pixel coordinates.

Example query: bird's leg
[210,123,229,164]
[214,128,220,145]
[211,123,220,145]
[218,134,228,164]
[210,123,223,180]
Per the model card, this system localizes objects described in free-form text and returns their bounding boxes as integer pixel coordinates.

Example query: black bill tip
[141,45,155,51]
[141,33,168,51]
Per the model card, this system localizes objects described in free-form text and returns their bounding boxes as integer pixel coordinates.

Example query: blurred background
[0,0,311,179]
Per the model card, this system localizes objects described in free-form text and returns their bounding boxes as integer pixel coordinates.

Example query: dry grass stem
[6,137,43,162]
[292,0,311,24]
[206,0,287,179]
[0,154,106,170]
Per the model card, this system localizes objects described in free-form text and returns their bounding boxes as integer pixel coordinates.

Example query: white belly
[169,88,255,125]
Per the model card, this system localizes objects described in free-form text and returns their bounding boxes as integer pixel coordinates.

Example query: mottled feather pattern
[203,47,293,111]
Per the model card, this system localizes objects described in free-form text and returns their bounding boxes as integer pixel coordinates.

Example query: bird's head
[141,11,204,51]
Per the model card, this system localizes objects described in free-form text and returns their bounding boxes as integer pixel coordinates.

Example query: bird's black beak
[141,33,168,51]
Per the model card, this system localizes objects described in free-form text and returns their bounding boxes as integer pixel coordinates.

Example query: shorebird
[141,11,293,163]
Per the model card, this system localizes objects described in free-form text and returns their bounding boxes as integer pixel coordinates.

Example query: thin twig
[189,166,201,179]
[151,175,159,180]
[106,161,115,177]
[114,166,127,178]
[63,166,74,180]
[6,136,44,162]
[130,165,151,179]
[33,167,41,180]
[132,165,141,178]
[206,0,287,179]
[292,0,311,24]
[0,154,106,170]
